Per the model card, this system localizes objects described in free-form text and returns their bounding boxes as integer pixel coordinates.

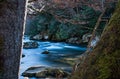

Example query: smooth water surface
[20,36,86,79]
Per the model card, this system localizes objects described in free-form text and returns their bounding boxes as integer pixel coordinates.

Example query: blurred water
[20,36,86,79]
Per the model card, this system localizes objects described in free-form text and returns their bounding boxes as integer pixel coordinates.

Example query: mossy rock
[70,1,120,79]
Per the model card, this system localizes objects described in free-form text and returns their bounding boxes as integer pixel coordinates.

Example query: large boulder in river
[23,41,39,49]
[22,66,46,77]
[22,66,71,78]
[36,68,70,78]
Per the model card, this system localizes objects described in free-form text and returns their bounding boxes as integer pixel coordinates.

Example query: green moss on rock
[70,1,120,79]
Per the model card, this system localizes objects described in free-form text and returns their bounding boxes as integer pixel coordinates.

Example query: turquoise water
[20,37,86,79]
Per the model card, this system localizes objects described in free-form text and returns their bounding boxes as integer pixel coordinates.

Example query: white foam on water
[45,45,63,49]
[64,46,86,51]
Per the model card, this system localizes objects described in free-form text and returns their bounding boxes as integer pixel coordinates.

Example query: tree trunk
[0,0,27,79]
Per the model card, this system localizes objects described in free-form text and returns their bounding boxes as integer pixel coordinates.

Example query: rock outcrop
[70,1,120,79]
[22,66,71,78]
[41,50,50,54]
[66,37,82,44]
[23,41,39,49]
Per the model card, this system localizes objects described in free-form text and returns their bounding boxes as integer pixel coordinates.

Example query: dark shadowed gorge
[0,0,120,79]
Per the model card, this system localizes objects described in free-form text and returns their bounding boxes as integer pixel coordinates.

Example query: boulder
[22,54,25,58]
[41,50,50,54]
[23,41,39,49]
[22,66,71,78]
[90,36,100,47]
[22,66,46,77]
[36,68,70,78]
[82,33,92,43]
[32,34,42,40]
[44,35,49,40]
[30,34,49,40]
[66,37,82,44]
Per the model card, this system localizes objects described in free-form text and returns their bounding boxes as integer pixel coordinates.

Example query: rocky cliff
[70,1,120,79]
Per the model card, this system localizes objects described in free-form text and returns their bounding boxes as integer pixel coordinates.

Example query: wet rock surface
[23,41,39,49]
[66,37,82,44]
[22,66,72,78]
[41,50,50,54]
[22,54,25,58]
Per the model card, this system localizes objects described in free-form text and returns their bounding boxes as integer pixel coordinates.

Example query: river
[20,36,86,79]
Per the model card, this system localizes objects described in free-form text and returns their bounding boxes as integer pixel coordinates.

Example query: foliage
[27,17,39,36]
[28,5,102,41]
[27,0,116,44]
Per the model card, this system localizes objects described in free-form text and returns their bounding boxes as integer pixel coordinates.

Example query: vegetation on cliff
[70,1,120,79]
[27,6,100,42]
[25,0,117,46]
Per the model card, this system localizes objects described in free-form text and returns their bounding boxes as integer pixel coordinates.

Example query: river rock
[32,34,43,40]
[23,41,39,49]
[22,54,25,58]
[22,66,71,78]
[22,66,46,77]
[82,33,92,43]
[41,50,50,54]
[36,68,70,78]
[90,36,100,47]
[30,34,49,40]
[66,37,82,44]
[44,35,49,40]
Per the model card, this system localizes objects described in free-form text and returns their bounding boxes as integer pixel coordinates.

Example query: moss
[70,1,120,79]
[97,50,120,79]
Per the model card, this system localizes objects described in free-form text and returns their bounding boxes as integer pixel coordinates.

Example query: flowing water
[20,36,86,79]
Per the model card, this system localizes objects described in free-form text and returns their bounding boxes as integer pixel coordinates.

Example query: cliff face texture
[70,1,120,79]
